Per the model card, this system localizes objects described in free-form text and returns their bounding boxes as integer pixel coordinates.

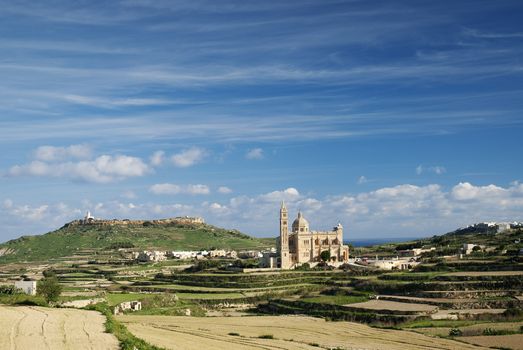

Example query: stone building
[14,280,37,295]
[278,202,349,269]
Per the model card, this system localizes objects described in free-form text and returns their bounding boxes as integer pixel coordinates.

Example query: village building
[398,247,436,257]
[167,251,199,259]
[208,249,238,259]
[278,202,350,269]
[113,300,142,315]
[135,250,167,262]
[14,280,37,295]
[364,258,416,270]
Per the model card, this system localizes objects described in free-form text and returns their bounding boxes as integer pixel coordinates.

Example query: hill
[352,225,522,259]
[0,220,274,263]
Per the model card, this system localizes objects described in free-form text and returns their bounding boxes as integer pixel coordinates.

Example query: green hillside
[0,222,275,263]
[353,226,523,258]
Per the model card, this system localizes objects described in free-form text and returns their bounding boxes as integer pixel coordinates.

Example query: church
[278,202,350,269]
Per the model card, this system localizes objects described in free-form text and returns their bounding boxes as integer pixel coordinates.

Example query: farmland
[0,305,119,350]
[117,314,485,350]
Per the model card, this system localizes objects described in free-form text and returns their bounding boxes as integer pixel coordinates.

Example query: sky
[1,0,523,242]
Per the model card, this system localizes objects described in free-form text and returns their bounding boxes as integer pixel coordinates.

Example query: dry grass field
[117,314,486,350]
[344,299,437,312]
[413,321,523,337]
[0,305,119,350]
[460,334,523,349]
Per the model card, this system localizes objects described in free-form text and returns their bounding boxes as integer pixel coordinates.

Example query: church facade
[278,202,349,269]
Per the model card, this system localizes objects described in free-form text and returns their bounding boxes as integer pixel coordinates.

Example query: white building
[114,300,142,315]
[14,280,37,295]
[463,243,479,255]
[168,251,199,259]
[366,258,416,270]
[136,250,167,262]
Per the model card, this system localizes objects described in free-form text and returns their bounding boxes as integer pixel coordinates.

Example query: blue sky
[1,0,523,241]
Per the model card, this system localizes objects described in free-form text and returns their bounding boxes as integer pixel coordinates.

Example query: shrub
[42,269,57,278]
[0,285,22,295]
[449,328,462,337]
[37,277,62,303]
[320,250,331,262]
[258,334,274,339]
[228,332,240,336]
[503,307,523,318]
[295,263,311,271]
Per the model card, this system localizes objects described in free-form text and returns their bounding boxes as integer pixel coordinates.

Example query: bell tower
[279,201,291,269]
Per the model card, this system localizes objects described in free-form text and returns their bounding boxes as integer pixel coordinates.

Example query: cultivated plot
[118,314,486,350]
[0,305,119,350]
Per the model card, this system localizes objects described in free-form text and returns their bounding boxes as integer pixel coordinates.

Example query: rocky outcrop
[63,216,204,228]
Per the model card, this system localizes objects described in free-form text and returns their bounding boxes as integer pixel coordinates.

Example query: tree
[37,277,62,303]
[320,250,331,262]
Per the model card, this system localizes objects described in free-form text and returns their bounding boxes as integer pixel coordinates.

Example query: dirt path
[0,305,119,350]
[118,314,487,350]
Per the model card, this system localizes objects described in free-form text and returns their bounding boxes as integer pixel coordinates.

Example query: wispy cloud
[245,148,264,160]
[149,183,211,195]
[171,147,207,167]
[463,27,523,39]
[416,165,447,175]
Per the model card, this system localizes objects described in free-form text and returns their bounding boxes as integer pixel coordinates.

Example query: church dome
[292,211,309,233]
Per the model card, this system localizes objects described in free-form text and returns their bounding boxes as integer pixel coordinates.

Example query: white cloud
[451,182,507,201]
[121,190,137,199]
[149,183,181,195]
[2,199,82,224]
[150,150,165,166]
[186,184,210,195]
[245,148,264,160]
[431,166,446,175]
[357,176,368,184]
[198,182,523,238]
[259,187,300,202]
[171,147,206,167]
[8,154,150,183]
[149,183,210,195]
[218,186,232,194]
[34,144,92,162]
[416,165,446,175]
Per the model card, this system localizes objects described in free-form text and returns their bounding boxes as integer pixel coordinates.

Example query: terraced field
[118,314,486,350]
[460,334,523,349]
[0,305,119,350]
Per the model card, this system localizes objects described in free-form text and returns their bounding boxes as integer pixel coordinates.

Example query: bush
[0,285,22,295]
[228,332,240,336]
[503,307,523,318]
[295,263,311,271]
[37,277,62,303]
[258,334,274,339]
[449,328,462,337]
[320,250,331,262]
[42,269,57,278]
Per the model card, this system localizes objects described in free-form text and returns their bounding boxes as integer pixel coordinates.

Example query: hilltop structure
[63,212,205,227]
[278,202,349,269]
